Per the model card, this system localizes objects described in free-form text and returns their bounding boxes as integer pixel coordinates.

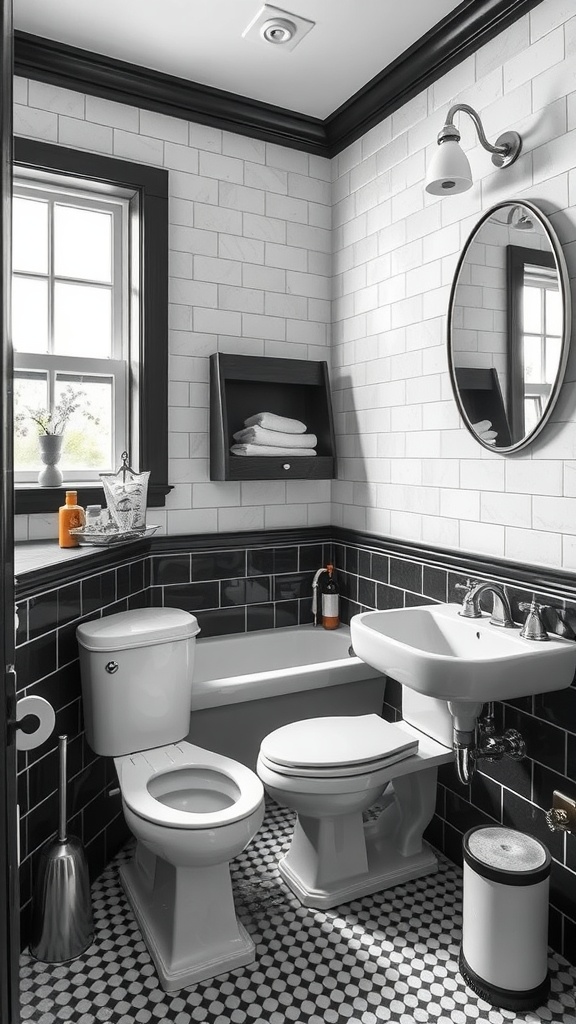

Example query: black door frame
[1,0,17,1020]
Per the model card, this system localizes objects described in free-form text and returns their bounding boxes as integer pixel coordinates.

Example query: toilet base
[120,851,255,991]
[278,827,439,909]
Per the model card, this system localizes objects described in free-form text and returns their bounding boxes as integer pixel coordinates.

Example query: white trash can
[460,825,551,1012]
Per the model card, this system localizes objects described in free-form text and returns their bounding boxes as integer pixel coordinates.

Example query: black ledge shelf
[210,353,337,481]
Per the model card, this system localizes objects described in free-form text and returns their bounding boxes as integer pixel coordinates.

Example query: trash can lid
[463,826,551,886]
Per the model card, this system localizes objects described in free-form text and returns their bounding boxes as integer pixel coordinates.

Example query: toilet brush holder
[460,825,551,1012]
[30,735,94,962]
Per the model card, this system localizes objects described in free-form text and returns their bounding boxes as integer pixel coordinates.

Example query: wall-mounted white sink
[350,603,576,703]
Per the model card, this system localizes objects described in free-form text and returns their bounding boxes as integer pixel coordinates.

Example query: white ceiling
[14,0,464,119]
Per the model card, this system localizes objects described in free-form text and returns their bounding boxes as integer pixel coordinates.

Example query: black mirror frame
[447,199,572,454]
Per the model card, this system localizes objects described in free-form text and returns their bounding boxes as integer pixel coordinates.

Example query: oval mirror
[448,200,571,453]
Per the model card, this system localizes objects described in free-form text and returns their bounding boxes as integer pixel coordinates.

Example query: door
[0,0,17,1020]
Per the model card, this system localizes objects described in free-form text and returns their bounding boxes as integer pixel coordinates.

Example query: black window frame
[13,138,171,514]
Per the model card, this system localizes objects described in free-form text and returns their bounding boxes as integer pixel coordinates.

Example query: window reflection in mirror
[449,201,570,453]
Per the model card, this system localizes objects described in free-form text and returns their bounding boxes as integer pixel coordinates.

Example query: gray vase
[38,434,64,487]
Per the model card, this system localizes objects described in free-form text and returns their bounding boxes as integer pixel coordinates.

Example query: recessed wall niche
[210,353,337,481]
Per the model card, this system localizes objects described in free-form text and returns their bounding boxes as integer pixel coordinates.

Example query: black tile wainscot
[332,526,576,966]
[15,544,151,949]
[14,525,576,967]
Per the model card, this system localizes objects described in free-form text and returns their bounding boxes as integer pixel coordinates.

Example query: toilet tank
[77,608,200,757]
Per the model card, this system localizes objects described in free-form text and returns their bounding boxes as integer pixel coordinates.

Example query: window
[13,180,129,481]
[13,139,170,515]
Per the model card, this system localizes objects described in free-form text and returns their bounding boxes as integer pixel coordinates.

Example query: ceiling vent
[242,5,315,52]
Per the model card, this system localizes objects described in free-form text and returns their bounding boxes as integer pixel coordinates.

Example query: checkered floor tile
[20,803,576,1023]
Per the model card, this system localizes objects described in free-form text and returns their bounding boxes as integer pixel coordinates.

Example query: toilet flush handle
[105,661,119,674]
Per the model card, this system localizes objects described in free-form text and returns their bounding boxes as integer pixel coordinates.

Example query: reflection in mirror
[448,201,571,453]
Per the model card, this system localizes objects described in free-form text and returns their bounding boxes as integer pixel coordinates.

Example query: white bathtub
[188,624,386,769]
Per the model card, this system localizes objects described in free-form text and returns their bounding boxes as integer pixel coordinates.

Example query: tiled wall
[14,533,331,947]
[331,4,576,571]
[333,533,576,965]
[149,538,332,635]
[15,552,149,946]
[12,74,332,542]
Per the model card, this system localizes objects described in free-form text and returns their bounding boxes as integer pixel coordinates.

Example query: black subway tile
[245,577,271,605]
[129,559,146,594]
[345,547,358,575]
[57,583,81,627]
[564,916,576,965]
[299,597,314,624]
[357,550,371,578]
[273,547,298,574]
[423,566,447,603]
[534,686,576,732]
[81,570,116,614]
[16,632,57,690]
[220,579,246,606]
[151,555,191,586]
[299,544,324,572]
[371,553,389,585]
[550,861,576,923]
[404,593,435,608]
[164,581,219,612]
[274,572,314,602]
[358,578,376,609]
[275,601,298,629]
[247,604,275,631]
[28,591,59,640]
[247,548,274,576]
[389,558,422,594]
[503,705,566,777]
[192,550,246,582]
[470,772,502,824]
[194,606,245,638]
[376,583,403,610]
[116,564,131,600]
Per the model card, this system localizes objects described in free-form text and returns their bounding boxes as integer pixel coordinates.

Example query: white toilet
[76,608,265,992]
[256,689,455,909]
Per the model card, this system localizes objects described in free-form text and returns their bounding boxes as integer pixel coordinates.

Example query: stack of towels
[231,412,317,456]
[472,419,498,445]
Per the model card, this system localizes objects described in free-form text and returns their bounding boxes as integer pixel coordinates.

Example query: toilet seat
[260,714,419,778]
[116,740,264,829]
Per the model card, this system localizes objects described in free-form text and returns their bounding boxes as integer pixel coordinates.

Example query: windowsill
[15,481,171,516]
[14,536,152,594]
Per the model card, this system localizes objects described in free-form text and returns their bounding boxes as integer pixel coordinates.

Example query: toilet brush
[30,735,94,962]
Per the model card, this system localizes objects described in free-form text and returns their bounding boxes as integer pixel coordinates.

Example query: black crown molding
[15,0,543,159]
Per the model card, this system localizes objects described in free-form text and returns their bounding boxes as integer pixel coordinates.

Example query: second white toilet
[77,608,264,992]
[256,689,454,909]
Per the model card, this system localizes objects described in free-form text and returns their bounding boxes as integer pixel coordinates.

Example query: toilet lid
[116,741,264,829]
[260,715,418,773]
[258,745,417,778]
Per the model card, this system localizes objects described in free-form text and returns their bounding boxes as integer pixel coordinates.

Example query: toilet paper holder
[7,674,56,751]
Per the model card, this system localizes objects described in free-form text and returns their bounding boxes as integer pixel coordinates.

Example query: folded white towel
[472,419,492,433]
[233,425,317,448]
[231,444,317,457]
[244,412,307,434]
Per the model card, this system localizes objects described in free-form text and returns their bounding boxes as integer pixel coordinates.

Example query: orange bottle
[58,491,86,548]
[321,564,340,630]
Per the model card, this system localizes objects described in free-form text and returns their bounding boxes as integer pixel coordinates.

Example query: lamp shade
[425,139,472,196]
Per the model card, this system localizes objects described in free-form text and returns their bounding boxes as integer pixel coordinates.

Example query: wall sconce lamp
[425,103,522,196]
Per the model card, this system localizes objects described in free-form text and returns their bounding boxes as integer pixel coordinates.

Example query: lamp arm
[444,103,509,156]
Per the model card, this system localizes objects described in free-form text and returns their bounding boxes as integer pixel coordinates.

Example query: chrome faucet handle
[519,598,550,641]
[456,579,481,618]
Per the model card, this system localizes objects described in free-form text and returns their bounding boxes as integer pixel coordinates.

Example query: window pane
[12,277,49,353]
[523,286,541,332]
[14,372,48,470]
[13,196,49,274]
[54,282,112,357]
[523,335,541,384]
[545,289,562,336]
[545,336,562,384]
[55,375,114,472]
[54,204,113,283]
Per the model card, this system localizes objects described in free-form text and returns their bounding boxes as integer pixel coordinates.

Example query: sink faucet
[456,580,515,628]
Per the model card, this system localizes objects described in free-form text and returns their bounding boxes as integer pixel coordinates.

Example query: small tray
[69,525,160,546]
